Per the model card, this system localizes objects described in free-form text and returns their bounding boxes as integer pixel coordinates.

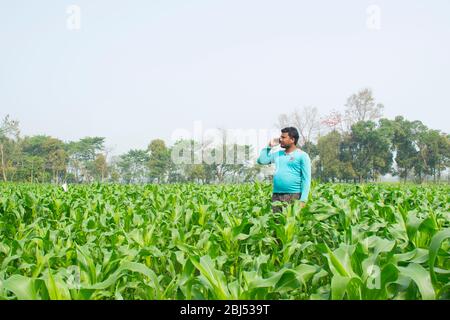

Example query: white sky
[1,0,449,155]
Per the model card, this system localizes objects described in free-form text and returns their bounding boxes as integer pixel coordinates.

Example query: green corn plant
[0,182,448,300]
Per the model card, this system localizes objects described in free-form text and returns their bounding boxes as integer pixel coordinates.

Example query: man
[257,127,311,213]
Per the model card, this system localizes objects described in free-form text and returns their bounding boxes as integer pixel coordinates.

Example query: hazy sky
[1,0,449,155]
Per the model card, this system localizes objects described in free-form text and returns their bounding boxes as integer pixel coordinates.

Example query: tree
[349,120,393,182]
[67,137,105,183]
[23,156,45,183]
[210,129,257,183]
[185,164,207,184]
[117,149,150,183]
[410,121,431,182]
[1,113,447,185]
[382,117,418,182]
[437,133,450,181]
[416,129,450,182]
[91,154,108,182]
[301,141,319,160]
[321,110,346,134]
[0,115,21,182]
[276,106,321,145]
[201,129,255,184]
[77,137,105,161]
[344,88,384,130]
[148,139,170,183]
[317,131,342,182]
[202,132,236,183]
[167,140,190,183]
[108,156,121,183]
[339,133,357,182]
[241,164,263,183]
[20,135,67,183]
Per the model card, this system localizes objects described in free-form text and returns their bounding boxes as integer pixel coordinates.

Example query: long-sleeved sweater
[257,147,311,202]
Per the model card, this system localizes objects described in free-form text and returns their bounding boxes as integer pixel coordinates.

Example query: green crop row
[0,182,448,300]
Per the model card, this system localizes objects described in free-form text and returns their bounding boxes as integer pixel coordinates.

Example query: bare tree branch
[275,106,321,145]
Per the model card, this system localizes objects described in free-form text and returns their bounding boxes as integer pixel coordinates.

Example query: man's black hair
[281,127,300,145]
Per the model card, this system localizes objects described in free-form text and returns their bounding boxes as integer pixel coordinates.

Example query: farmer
[257,127,311,213]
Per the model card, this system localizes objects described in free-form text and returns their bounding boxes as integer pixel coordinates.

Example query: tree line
[306,117,449,183]
[1,88,449,184]
[277,88,449,183]
[0,119,259,184]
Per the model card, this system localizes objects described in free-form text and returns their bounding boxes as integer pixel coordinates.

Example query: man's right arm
[257,147,273,165]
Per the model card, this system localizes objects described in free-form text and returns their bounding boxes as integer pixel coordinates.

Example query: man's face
[279,132,294,148]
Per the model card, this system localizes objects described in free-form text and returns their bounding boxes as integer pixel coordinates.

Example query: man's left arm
[299,153,312,206]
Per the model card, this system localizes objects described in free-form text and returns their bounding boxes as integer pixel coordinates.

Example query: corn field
[0,182,449,300]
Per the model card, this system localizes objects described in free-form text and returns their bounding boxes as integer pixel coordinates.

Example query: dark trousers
[271,192,301,213]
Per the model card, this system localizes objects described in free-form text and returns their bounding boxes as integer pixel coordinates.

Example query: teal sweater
[257,147,311,202]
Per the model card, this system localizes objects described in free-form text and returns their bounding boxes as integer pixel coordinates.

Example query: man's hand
[299,201,306,208]
[268,137,280,148]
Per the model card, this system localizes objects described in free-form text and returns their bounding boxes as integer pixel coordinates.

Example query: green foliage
[0,182,448,300]
[1,114,449,184]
